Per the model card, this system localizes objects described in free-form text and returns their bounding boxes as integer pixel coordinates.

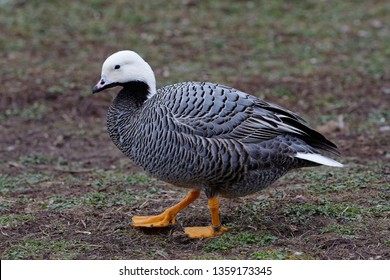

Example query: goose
[92,50,343,238]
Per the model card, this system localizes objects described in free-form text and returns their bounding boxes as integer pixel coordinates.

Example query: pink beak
[92,76,109,93]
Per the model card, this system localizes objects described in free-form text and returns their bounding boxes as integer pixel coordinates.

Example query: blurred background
[0,0,389,259]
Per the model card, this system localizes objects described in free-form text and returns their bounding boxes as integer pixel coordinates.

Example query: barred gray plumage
[92,50,343,238]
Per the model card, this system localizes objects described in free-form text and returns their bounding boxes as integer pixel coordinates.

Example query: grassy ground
[0,0,389,259]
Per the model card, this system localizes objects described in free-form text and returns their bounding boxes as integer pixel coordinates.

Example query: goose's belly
[120,130,295,197]
[217,167,289,198]
[120,128,249,189]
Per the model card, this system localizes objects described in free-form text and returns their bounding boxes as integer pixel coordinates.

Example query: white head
[92,50,157,98]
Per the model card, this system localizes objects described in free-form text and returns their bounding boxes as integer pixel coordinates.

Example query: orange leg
[184,196,228,238]
[132,189,200,228]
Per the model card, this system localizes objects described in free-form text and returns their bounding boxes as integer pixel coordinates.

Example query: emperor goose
[92,50,343,238]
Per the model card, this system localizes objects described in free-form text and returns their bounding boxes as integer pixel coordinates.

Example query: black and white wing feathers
[158,82,339,156]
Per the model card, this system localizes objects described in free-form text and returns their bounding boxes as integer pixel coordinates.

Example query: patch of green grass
[2,240,92,259]
[0,214,35,227]
[367,204,390,218]
[0,102,48,121]
[25,173,53,185]
[0,198,13,211]
[46,195,81,211]
[258,233,278,246]
[63,174,83,186]
[80,192,109,208]
[235,199,270,223]
[106,190,137,207]
[126,173,153,185]
[47,189,136,211]
[251,250,288,260]
[141,186,163,198]
[19,154,59,166]
[0,173,52,194]
[1,0,389,83]
[235,231,261,245]
[80,191,135,208]
[204,234,236,252]
[0,174,14,193]
[285,200,364,222]
[0,174,28,194]
[320,224,357,235]
[385,240,390,246]
[190,255,227,260]
[251,250,315,260]
[204,231,278,253]
[268,86,293,99]
[287,164,385,194]
[92,170,153,189]
[77,192,109,208]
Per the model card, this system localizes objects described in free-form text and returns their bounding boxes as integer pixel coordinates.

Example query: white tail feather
[295,152,343,167]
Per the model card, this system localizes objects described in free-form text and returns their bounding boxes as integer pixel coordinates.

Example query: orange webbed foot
[184,226,228,238]
[184,196,228,238]
[131,189,200,228]
[131,209,175,228]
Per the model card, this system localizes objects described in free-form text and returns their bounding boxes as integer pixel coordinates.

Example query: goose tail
[295,152,343,167]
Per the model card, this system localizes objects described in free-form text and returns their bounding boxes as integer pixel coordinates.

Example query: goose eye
[114,65,120,70]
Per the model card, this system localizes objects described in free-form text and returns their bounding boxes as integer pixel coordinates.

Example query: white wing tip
[295,152,344,167]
